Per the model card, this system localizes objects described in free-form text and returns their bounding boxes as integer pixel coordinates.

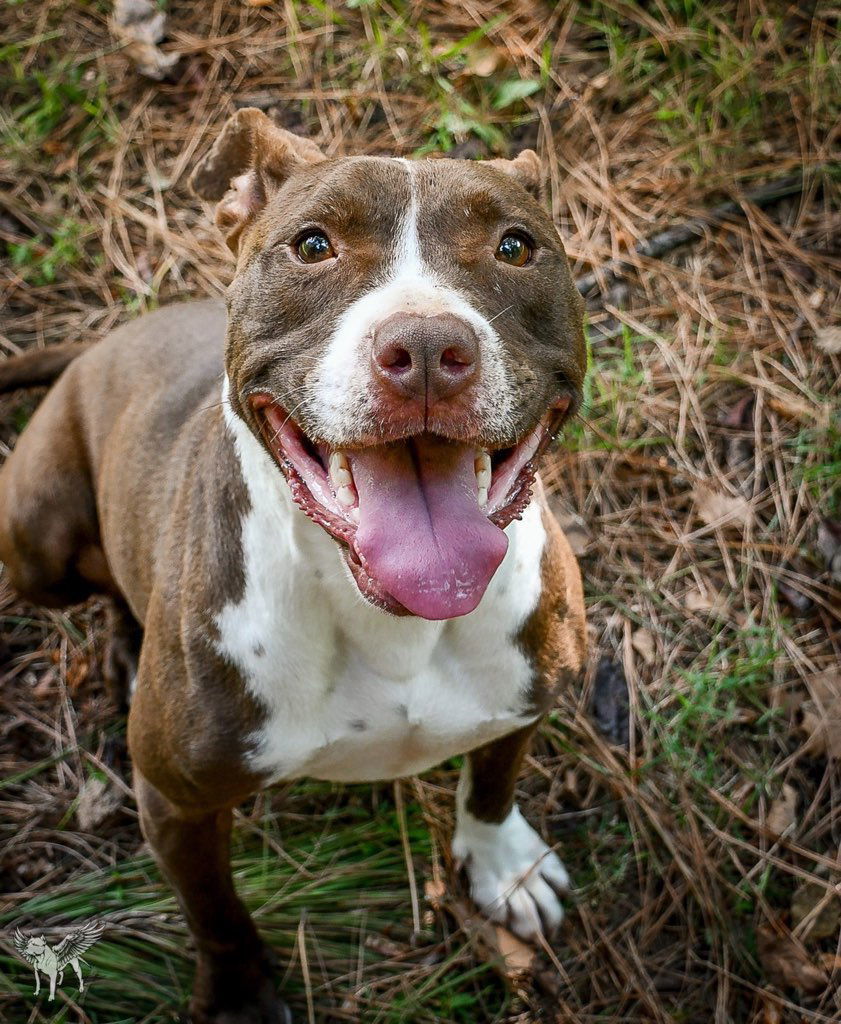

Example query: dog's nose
[372,313,480,404]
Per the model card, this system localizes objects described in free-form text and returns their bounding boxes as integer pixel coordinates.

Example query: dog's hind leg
[0,363,113,608]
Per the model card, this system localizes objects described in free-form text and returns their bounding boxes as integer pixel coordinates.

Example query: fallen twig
[574,172,809,297]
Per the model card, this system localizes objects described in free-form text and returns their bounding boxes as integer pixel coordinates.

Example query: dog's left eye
[296,232,335,264]
[495,233,532,267]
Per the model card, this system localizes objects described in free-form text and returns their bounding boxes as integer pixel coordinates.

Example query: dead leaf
[683,587,736,621]
[433,894,537,988]
[757,922,828,993]
[800,668,841,759]
[494,925,536,977]
[685,587,714,612]
[563,523,591,557]
[816,519,841,585]
[814,325,841,354]
[770,683,803,717]
[66,655,91,694]
[424,879,446,907]
[798,702,825,755]
[364,934,412,959]
[631,627,656,666]
[692,483,752,529]
[76,776,123,832]
[808,288,825,310]
[110,0,180,80]
[246,0,274,6]
[819,952,841,971]
[791,880,841,940]
[463,45,502,78]
[756,994,783,1024]
[591,656,630,749]
[766,783,797,838]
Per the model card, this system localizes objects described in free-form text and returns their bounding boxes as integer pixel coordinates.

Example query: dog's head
[192,109,585,621]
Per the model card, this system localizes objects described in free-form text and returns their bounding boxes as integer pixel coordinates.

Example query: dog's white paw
[452,805,570,941]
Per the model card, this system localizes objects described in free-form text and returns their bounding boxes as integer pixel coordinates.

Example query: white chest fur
[216,391,547,784]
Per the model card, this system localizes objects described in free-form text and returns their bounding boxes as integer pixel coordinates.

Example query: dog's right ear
[190,108,325,252]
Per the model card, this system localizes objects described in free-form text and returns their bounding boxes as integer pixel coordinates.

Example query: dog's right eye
[296,232,335,264]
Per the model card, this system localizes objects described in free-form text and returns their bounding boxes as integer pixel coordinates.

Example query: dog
[0,108,587,1023]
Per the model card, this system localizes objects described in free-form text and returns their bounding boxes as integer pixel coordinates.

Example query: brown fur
[518,482,587,715]
[0,342,90,392]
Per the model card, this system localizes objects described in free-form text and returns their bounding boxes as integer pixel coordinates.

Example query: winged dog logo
[12,919,105,1000]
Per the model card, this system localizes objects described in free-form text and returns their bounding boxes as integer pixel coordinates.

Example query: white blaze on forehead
[308,157,516,442]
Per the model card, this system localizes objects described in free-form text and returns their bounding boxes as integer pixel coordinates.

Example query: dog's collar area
[249,392,568,619]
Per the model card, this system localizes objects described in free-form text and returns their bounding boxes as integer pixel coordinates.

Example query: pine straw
[1,1,840,1022]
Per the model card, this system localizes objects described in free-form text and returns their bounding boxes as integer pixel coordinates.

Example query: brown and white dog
[0,109,587,1023]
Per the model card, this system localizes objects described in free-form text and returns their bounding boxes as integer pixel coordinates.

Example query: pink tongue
[348,438,508,620]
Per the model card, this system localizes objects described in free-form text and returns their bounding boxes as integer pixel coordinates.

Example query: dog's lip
[248,392,569,612]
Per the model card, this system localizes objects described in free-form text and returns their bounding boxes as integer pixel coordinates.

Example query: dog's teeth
[328,451,359,521]
[475,451,491,506]
[328,451,352,485]
[329,450,357,506]
[336,485,357,509]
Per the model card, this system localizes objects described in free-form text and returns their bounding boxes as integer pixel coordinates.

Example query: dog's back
[0,299,227,614]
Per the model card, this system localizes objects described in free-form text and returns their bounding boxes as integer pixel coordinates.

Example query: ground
[1,1,840,1022]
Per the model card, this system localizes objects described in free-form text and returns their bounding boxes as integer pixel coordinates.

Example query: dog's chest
[217,559,542,783]
[282,638,534,782]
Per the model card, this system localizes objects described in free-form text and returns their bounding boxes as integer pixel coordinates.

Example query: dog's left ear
[486,150,542,198]
[190,108,326,251]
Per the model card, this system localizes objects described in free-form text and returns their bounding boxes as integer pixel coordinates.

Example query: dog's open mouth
[251,396,568,620]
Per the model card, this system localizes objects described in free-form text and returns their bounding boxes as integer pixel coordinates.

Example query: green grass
[0,28,118,183]
[644,625,782,784]
[1,782,510,1023]
[8,216,87,285]
[577,2,840,173]
[790,415,841,515]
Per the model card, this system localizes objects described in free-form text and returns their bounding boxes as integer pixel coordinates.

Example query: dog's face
[192,110,585,621]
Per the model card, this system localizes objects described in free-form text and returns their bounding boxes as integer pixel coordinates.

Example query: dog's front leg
[135,772,290,1024]
[453,724,570,942]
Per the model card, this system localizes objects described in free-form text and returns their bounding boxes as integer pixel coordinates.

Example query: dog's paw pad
[452,805,570,942]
